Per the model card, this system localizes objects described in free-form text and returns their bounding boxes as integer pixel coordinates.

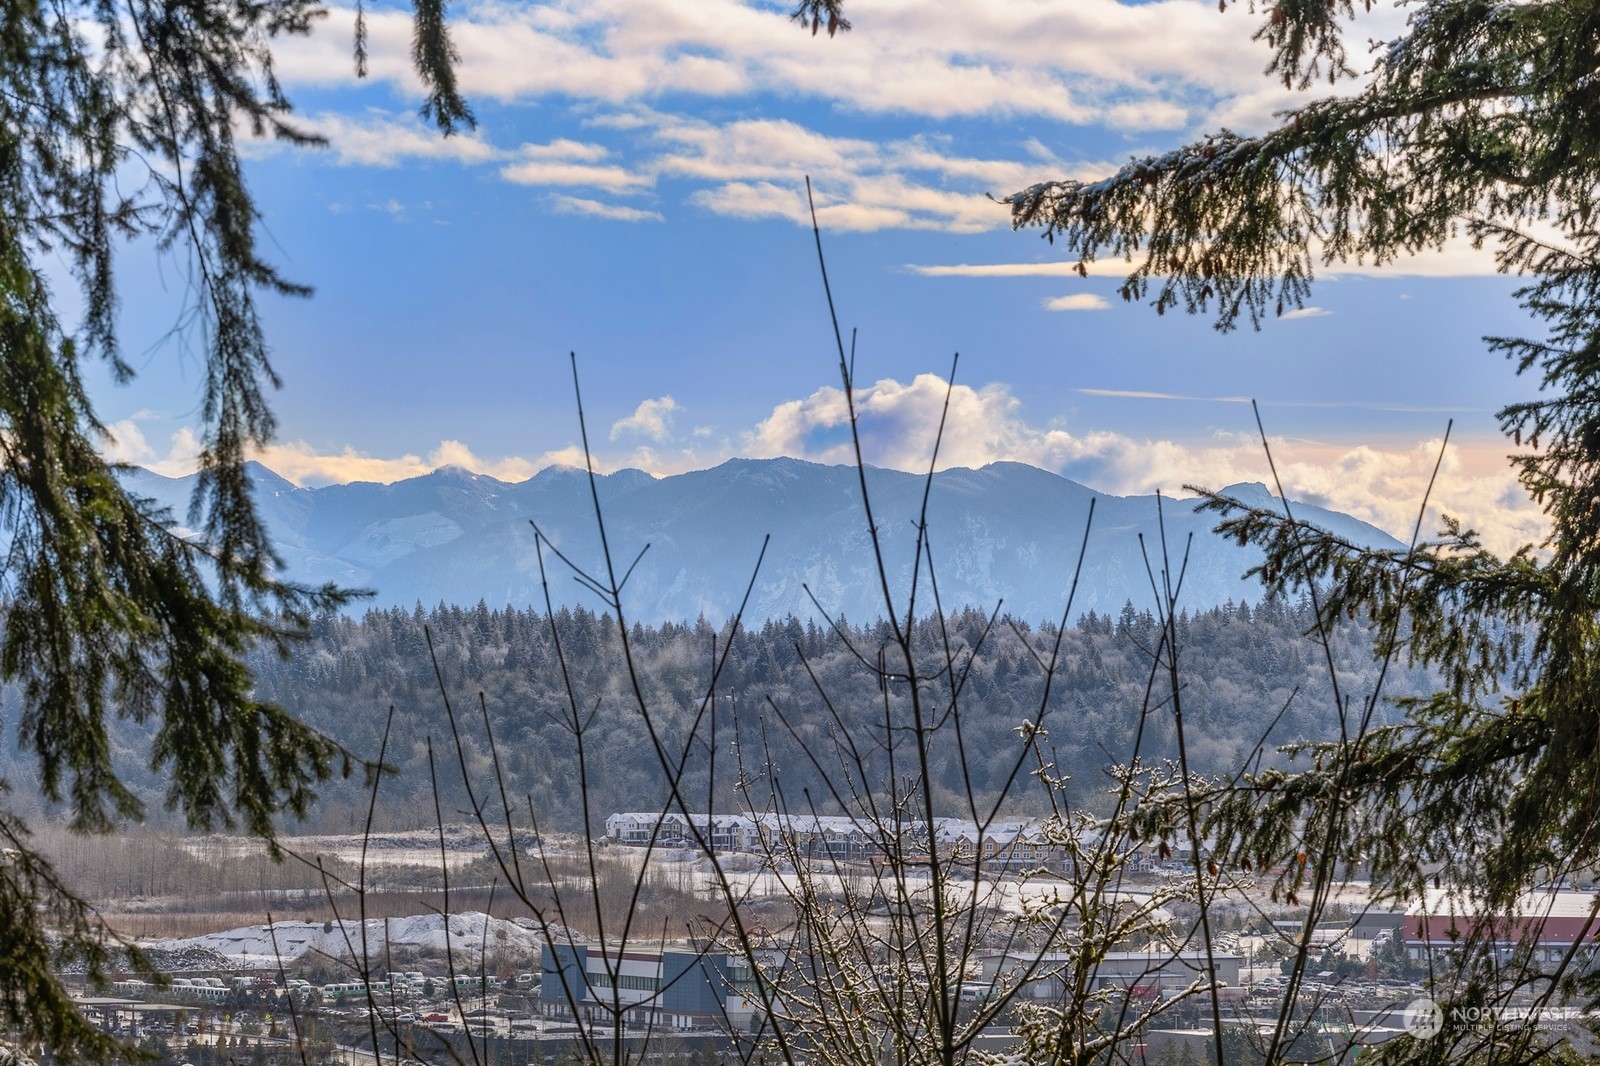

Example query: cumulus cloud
[1044,293,1111,311]
[611,396,680,442]
[1281,306,1331,319]
[106,426,209,482]
[739,375,1545,557]
[742,375,1086,473]
[102,418,156,465]
[1084,435,1544,559]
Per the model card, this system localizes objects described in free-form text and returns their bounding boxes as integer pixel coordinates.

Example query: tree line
[168,596,1442,834]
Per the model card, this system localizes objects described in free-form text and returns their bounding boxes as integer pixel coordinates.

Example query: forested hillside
[220,596,1440,832]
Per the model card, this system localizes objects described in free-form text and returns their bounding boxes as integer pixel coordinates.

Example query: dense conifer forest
[203,596,1440,832]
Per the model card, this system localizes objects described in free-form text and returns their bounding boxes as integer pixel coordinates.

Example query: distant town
[56,817,1600,1066]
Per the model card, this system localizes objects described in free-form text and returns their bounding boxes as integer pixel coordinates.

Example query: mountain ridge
[127,458,1402,623]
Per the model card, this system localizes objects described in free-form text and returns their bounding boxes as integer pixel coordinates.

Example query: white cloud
[1079,388,1252,403]
[246,1,1530,258]
[517,139,612,161]
[498,158,653,191]
[233,5,1465,248]
[250,1,1387,233]
[907,228,1519,281]
[549,194,664,222]
[369,198,410,218]
[648,116,1063,232]
[1044,293,1110,312]
[102,419,156,465]
[499,137,655,191]
[1317,233,1504,278]
[151,428,204,477]
[273,0,1297,130]
[1281,306,1331,320]
[742,375,1086,473]
[244,109,501,167]
[611,397,680,442]
[115,433,558,486]
[738,376,1544,557]
[252,439,561,485]
[908,262,1088,278]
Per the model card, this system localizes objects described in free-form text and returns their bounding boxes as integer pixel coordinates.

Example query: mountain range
[124,458,1403,624]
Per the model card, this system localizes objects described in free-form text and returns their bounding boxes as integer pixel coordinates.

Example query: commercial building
[539,943,756,1032]
[1404,888,1600,965]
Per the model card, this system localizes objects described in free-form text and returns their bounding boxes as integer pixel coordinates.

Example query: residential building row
[605,810,1067,867]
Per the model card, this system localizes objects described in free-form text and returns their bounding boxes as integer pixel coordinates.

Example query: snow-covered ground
[153,912,548,967]
[178,825,514,870]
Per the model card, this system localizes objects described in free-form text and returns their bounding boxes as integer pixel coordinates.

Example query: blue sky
[90,0,1549,554]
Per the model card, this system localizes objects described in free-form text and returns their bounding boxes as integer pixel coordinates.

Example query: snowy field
[154,911,547,967]
[178,825,506,870]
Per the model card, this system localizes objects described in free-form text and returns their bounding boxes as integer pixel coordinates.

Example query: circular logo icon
[1403,997,1443,1039]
